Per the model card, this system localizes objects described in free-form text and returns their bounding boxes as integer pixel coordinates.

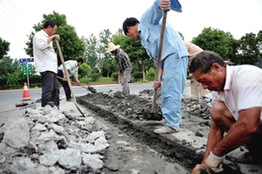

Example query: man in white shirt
[189,51,262,173]
[57,58,83,101]
[33,20,60,108]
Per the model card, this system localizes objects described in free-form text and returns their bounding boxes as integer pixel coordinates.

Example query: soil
[76,89,262,174]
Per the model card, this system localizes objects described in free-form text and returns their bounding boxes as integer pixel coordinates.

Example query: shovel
[142,10,168,121]
[55,39,85,117]
[56,76,97,94]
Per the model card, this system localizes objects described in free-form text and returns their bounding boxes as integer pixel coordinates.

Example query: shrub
[132,72,143,79]
[30,75,42,83]
[89,73,100,82]
[111,72,118,81]
[146,67,155,81]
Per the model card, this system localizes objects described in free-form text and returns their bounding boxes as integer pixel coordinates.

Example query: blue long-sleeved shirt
[138,0,189,67]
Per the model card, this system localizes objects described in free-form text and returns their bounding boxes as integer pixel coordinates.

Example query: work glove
[205,151,223,174]
[192,164,206,174]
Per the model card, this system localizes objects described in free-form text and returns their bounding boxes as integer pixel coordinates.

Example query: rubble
[0,105,109,173]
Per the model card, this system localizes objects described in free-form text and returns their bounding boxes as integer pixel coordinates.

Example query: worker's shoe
[67,98,74,102]
[154,126,179,134]
[46,101,55,107]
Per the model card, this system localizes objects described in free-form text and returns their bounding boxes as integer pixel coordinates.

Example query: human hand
[160,0,170,11]
[153,80,161,89]
[205,151,223,174]
[192,164,206,174]
[53,34,60,40]
[118,73,121,76]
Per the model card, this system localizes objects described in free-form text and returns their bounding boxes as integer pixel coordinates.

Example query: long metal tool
[151,10,168,113]
[55,40,85,117]
[56,76,97,94]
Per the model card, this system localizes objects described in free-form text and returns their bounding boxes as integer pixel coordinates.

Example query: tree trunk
[142,58,145,80]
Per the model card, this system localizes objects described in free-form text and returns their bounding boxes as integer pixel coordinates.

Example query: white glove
[205,151,223,174]
[192,164,206,174]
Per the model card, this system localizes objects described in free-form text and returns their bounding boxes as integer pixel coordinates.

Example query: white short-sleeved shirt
[33,30,58,73]
[58,60,78,79]
[212,65,262,124]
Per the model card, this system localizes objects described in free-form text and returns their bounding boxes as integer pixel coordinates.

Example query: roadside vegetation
[0,11,261,90]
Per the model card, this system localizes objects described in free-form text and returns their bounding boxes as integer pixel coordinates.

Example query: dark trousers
[57,69,71,100]
[40,71,60,107]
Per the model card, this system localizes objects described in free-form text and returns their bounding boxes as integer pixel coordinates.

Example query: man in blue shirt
[123,0,189,134]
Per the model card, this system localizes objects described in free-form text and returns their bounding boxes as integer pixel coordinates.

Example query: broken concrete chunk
[57,148,81,170]
[82,153,103,171]
[3,117,30,148]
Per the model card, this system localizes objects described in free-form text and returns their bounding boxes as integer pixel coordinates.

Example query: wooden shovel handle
[151,10,168,113]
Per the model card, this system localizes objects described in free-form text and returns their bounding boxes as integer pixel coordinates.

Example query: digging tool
[142,10,168,120]
[55,39,85,117]
[118,73,121,91]
[56,76,97,94]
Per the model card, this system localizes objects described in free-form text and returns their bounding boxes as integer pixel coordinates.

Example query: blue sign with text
[19,58,34,63]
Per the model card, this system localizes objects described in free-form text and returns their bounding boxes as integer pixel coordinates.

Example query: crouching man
[190,51,262,173]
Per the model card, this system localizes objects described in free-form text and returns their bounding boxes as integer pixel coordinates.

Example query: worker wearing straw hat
[107,42,132,98]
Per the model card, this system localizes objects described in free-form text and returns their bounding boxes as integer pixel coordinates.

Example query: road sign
[28,64,32,75]
[19,58,34,63]
[22,63,27,75]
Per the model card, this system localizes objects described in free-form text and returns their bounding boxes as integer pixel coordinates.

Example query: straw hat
[106,42,120,53]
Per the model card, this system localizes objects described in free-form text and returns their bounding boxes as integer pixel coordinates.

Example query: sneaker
[154,126,179,134]
[67,98,74,102]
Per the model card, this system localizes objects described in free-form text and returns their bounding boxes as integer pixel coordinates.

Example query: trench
[76,94,242,173]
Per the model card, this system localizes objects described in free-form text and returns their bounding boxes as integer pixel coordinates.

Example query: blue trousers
[40,71,60,107]
[57,69,71,100]
[161,54,188,131]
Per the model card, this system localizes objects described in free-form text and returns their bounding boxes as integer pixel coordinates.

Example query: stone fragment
[82,153,103,171]
[57,148,81,170]
[39,152,59,166]
[3,117,30,148]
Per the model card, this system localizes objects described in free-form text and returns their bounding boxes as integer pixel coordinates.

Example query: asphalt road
[0,83,153,125]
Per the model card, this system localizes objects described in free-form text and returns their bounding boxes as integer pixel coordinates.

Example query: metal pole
[26,61,30,88]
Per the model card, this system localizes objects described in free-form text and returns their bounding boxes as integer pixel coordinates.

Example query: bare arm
[47,34,60,44]
[201,121,224,165]
[213,107,261,157]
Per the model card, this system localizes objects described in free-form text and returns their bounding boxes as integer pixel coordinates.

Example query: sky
[0,0,262,60]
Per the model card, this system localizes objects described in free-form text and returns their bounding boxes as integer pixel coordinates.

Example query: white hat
[106,42,120,53]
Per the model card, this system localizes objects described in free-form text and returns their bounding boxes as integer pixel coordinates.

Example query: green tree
[0,38,10,60]
[192,27,231,59]
[25,11,85,65]
[98,29,113,77]
[78,63,91,78]
[112,30,151,80]
[0,56,21,77]
[238,32,260,65]
[82,34,99,73]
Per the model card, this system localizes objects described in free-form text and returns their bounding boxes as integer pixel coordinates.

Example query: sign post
[19,58,34,88]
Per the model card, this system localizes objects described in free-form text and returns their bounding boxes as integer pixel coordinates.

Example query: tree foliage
[192,27,231,59]
[0,38,10,60]
[82,34,99,73]
[78,63,91,78]
[25,11,85,65]
[0,56,21,77]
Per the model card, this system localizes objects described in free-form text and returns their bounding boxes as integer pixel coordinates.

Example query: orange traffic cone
[23,82,30,100]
